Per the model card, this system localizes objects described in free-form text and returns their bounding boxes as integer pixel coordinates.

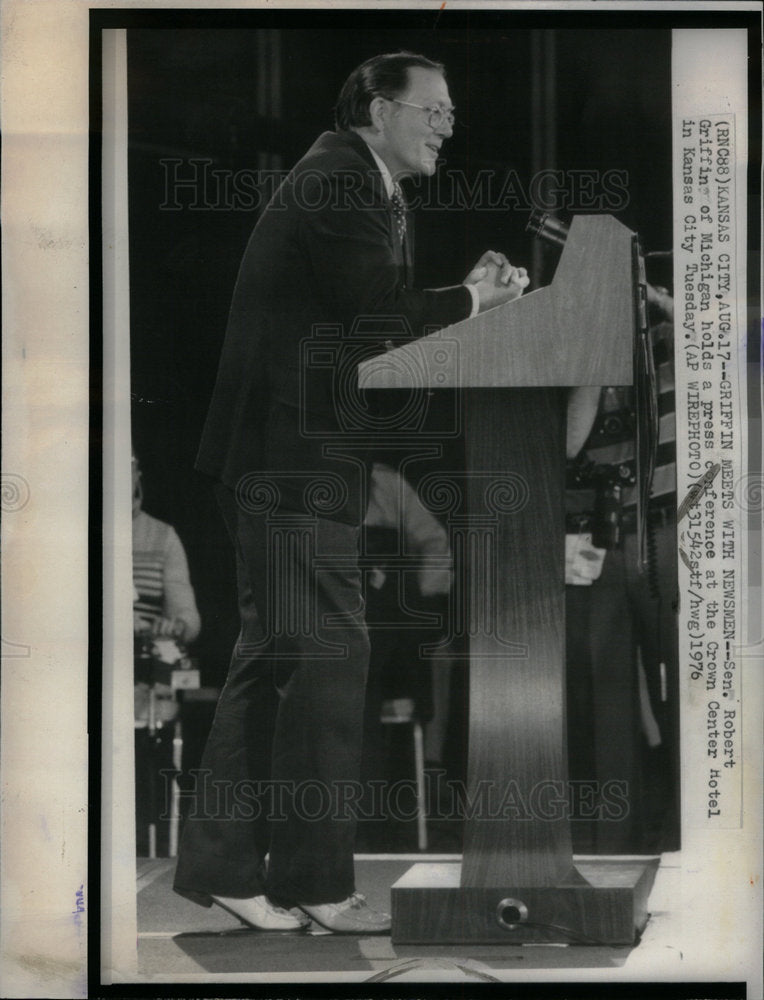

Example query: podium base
[391,858,660,945]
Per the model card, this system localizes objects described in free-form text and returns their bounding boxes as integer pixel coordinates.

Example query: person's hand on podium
[463,250,529,313]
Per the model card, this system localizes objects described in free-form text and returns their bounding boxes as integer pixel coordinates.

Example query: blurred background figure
[132,450,201,856]
[564,271,678,855]
[132,450,201,646]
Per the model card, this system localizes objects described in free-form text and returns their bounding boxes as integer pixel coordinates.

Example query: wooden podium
[358,216,658,945]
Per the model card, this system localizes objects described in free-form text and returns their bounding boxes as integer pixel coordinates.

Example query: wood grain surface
[460,388,573,887]
[391,858,659,945]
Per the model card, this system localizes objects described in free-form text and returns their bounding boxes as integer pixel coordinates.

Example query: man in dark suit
[173,51,527,934]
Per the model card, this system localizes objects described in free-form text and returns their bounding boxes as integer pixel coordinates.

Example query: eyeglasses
[386,98,456,130]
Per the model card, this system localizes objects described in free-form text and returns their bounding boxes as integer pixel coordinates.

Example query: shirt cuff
[464,283,480,317]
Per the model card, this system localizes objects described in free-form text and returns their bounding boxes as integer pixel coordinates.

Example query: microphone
[525,210,569,247]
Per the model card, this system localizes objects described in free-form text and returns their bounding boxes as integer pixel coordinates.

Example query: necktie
[391,181,407,245]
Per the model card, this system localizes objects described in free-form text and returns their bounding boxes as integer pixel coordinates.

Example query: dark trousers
[173,485,369,906]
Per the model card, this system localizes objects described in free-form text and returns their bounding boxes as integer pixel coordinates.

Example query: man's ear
[368,96,388,133]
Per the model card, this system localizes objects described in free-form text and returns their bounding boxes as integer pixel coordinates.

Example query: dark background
[127,24,672,686]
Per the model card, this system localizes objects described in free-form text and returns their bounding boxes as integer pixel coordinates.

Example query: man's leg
[261,513,370,906]
[172,487,278,903]
[174,485,371,911]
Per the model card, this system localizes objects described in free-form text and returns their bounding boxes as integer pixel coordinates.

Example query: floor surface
[134,853,684,981]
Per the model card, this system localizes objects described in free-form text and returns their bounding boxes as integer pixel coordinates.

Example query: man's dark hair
[334,52,445,131]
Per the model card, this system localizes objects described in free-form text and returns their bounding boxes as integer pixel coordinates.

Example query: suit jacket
[197,129,472,524]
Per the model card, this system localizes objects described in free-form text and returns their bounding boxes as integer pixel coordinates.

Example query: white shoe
[211,893,310,931]
[297,891,391,934]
